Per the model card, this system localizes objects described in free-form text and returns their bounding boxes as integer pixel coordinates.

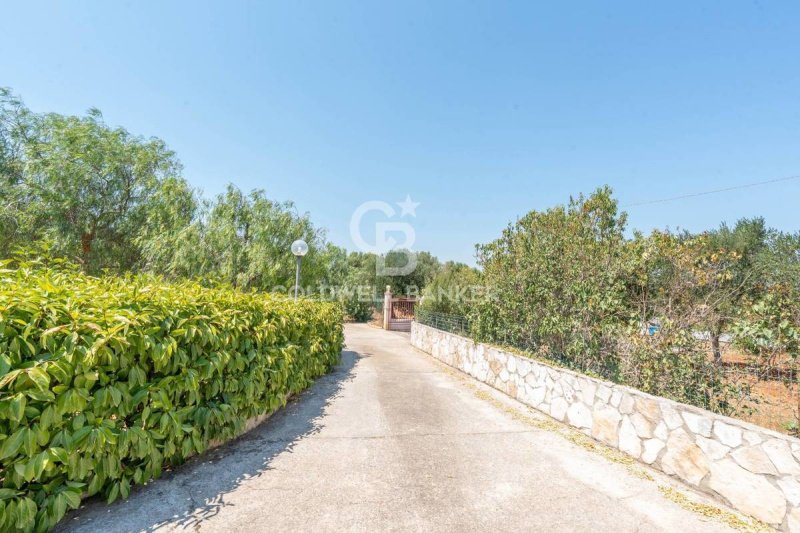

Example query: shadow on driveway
[57,350,362,533]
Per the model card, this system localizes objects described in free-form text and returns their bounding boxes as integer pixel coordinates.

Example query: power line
[622,174,800,208]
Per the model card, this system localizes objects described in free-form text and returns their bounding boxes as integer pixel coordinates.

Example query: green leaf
[9,393,27,422]
[33,450,50,478]
[52,493,68,523]
[0,428,26,459]
[0,488,21,501]
[107,482,120,504]
[48,447,69,463]
[15,497,36,530]
[109,386,122,406]
[62,490,81,509]
[27,367,50,390]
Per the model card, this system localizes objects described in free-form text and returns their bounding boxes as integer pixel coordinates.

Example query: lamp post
[291,239,308,301]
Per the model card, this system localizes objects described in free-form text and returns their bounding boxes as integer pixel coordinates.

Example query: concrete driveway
[58,324,739,532]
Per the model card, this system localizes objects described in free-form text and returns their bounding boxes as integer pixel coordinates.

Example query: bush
[472,188,741,411]
[342,296,373,322]
[0,265,343,531]
[473,187,631,377]
[419,262,482,317]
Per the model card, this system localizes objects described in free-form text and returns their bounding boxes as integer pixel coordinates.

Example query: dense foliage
[418,261,481,317]
[473,187,631,376]
[471,187,799,412]
[0,264,343,531]
[0,87,443,309]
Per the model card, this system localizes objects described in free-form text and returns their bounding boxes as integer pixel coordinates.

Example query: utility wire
[623,174,800,208]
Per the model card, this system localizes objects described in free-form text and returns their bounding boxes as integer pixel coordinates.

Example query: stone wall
[411,322,800,531]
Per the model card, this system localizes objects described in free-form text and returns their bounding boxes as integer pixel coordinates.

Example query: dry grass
[658,486,771,533]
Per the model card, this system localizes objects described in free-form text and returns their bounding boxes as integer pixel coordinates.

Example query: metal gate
[382,288,417,331]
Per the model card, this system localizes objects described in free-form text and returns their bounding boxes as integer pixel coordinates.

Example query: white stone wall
[411,322,800,531]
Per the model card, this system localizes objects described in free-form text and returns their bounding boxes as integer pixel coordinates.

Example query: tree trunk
[711,332,722,364]
[80,231,95,269]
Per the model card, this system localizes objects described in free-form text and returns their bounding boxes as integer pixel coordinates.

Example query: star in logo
[397,194,420,217]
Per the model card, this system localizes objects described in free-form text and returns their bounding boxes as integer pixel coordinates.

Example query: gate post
[383,286,392,330]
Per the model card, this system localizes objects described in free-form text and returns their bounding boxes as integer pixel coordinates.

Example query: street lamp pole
[291,239,309,301]
[294,255,301,300]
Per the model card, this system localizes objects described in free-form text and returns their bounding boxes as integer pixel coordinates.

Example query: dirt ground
[717,342,798,435]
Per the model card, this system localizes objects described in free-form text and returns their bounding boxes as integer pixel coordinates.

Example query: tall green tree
[135,176,200,275]
[376,249,441,296]
[0,88,35,257]
[704,218,769,362]
[473,187,631,375]
[419,261,481,315]
[184,185,329,292]
[0,88,191,273]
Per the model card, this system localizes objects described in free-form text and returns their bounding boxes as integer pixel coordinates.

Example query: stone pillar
[383,286,392,330]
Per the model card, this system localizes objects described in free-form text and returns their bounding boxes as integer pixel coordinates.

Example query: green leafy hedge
[0,266,343,531]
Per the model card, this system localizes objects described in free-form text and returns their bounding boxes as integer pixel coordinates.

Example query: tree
[472,188,743,409]
[0,87,446,303]
[419,261,481,316]
[135,177,200,275]
[473,187,631,376]
[0,88,35,257]
[376,249,441,297]
[184,185,329,292]
[704,218,769,362]
[0,89,189,273]
[623,230,741,410]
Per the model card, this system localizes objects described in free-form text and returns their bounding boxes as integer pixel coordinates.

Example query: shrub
[473,187,632,377]
[472,188,743,411]
[0,265,343,531]
[342,296,373,322]
[419,262,482,317]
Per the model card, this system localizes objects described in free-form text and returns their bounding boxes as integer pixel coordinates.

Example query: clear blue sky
[2,1,799,265]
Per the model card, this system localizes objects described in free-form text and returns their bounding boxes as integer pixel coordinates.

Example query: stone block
[731,445,778,475]
[634,397,661,423]
[708,458,786,524]
[630,412,654,439]
[654,421,668,441]
[659,402,683,430]
[661,428,709,486]
[508,381,518,399]
[506,355,517,373]
[582,381,597,405]
[596,385,612,403]
[560,380,574,400]
[777,477,800,507]
[550,397,568,422]
[566,402,593,429]
[592,405,622,447]
[681,411,712,438]
[610,390,622,408]
[528,386,546,406]
[789,507,800,533]
[641,438,665,465]
[763,439,800,475]
[619,394,635,415]
[695,436,729,461]
[619,416,642,458]
[712,421,742,448]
